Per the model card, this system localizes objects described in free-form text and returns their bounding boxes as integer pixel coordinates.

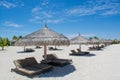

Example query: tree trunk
[2,47,4,50]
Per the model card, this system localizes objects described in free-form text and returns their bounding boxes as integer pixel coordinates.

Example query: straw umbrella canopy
[15,25,70,60]
[101,39,112,45]
[70,34,90,51]
[89,38,101,46]
[100,39,108,44]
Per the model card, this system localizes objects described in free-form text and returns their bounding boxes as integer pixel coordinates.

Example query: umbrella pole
[93,43,94,47]
[24,46,26,52]
[55,45,56,49]
[44,44,47,61]
[79,44,81,51]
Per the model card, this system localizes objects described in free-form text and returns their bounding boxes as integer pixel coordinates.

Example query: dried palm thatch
[15,26,70,60]
[71,34,90,44]
[90,38,101,44]
[89,38,101,47]
[15,26,69,46]
[100,39,113,46]
[70,34,90,51]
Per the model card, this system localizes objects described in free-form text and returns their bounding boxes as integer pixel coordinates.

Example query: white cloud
[32,7,41,14]
[4,21,23,28]
[29,18,63,24]
[102,10,119,15]
[0,0,16,8]
[31,7,52,19]
[30,6,63,24]
[47,19,63,23]
[66,0,120,16]
[4,29,29,34]
[41,0,49,6]
[0,0,24,8]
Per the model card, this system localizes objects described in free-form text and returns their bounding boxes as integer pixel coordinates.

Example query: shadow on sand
[69,53,96,57]
[17,51,35,53]
[88,49,104,51]
[83,53,96,57]
[0,49,7,51]
[49,49,63,51]
[36,64,76,78]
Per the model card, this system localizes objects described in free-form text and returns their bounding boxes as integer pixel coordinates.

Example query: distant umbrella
[90,38,100,43]
[89,37,101,47]
[101,39,112,45]
[70,34,90,51]
[15,24,70,60]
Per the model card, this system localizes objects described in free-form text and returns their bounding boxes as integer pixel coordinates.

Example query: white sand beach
[0,44,120,80]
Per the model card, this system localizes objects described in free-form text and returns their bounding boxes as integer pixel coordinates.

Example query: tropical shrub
[112,39,119,44]
[0,37,10,50]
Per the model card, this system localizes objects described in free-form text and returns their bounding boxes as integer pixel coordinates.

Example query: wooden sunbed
[25,48,35,52]
[76,49,89,54]
[11,57,53,77]
[88,46,102,51]
[69,49,89,56]
[42,54,72,66]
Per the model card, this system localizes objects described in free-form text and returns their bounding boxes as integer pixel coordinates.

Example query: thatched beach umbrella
[89,38,101,46]
[15,25,70,60]
[101,39,112,46]
[70,34,90,51]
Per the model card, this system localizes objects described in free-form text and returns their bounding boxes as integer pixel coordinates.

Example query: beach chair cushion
[71,50,77,53]
[46,54,58,60]
[42,54,72,66]
[76,49,81,52]
[25,57,38,66]
[14,59,28,68]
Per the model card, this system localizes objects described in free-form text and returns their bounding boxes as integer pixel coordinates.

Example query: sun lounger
[48,47,58,50]
[70,49,89,56]
[11,57,53,77]
[42,54,72,66]
[25,48,35,52]
[70,50,77,53]
[76,49,89,54]
[35,46,42,49]
[88,46,102,51]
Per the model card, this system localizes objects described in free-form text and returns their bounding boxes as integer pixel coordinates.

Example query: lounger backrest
[71,50,77,53]
[14,59,28,68]
[77,49,81,52]
[25,57,38,66]
[47,54,58,60]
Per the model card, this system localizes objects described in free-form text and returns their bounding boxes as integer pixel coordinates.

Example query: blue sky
[0,0,120,40]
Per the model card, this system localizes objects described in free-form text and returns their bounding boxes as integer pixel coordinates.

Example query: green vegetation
[0,35,22,50]
[93,36,99,39]
[12,35,22,41]
[112,39,120,44]
[12,35,18,41]
[89,36,99,40]
[11,35,22,46]
[0,37,10,50]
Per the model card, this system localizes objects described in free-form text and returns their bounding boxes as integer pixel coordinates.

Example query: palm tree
[89,36,100,46]
[0,37,9,50]
[12,35,18,41]
[18,36,22,39]
[93,36,99,39]
[5,38,10,46]
[89,37,93,40]
[112,39,119,44]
